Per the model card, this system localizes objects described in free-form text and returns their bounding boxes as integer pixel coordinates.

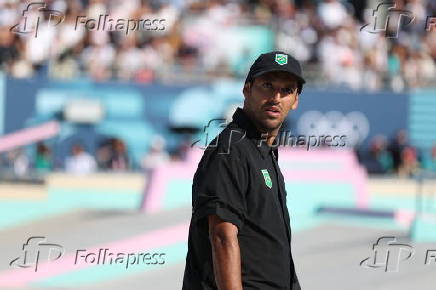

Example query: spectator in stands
[96,138,113,170]
[35,142,52,173]
[0,26,18,73]
[109,138,130,171]
[388,129,409,173]
[65,144,97,175]
[364,135,393,174]
[141,135,169,170]
[7,148,29,178]
[398,146,420,177]
[317,0,349,30]
[388,44,405,92]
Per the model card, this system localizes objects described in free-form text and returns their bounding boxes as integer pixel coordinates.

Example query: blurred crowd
[0,135,175,177]
[0,0,435,91]
[357,129,436,176]
[2,129,436,179]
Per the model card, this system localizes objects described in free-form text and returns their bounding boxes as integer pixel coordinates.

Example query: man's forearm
[210,234,243,290]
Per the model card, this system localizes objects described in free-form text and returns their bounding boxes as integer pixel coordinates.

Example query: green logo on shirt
[261,169,272,189]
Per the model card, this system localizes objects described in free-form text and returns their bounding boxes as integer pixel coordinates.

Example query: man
[65,144,97,175]
[182,51,305,290]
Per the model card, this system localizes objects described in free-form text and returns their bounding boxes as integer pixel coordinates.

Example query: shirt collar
[231,107,279,161]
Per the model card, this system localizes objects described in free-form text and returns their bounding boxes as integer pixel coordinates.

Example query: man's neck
[243,108,280,147]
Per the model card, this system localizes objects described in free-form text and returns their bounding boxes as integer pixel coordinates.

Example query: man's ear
[243,82,250,99]
[291,94,299,110]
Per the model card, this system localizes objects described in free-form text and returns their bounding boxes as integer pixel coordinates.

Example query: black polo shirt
[182,107,301,290]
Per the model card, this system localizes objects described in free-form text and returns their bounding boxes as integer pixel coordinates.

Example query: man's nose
[269,89,281,102]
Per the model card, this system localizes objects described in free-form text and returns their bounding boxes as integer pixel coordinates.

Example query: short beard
[252,112,282,134]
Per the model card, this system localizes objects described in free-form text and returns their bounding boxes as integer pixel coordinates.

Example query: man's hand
[208,214,243,290]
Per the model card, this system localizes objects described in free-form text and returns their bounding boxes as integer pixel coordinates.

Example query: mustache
[263,104,281,112]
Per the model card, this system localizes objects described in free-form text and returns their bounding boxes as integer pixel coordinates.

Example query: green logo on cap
[275,54,288,65]
[261,169,272,189]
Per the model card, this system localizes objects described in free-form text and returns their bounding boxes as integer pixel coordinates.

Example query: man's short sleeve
[191,149,248,231]
[292,268,301,290]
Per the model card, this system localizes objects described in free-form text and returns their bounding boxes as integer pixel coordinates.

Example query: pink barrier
[0,121,60,153]
[279,148,368,208]
[141,147,369,213]
[142,148,203,213]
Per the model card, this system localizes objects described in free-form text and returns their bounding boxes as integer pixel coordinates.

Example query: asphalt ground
[1,206,435,290]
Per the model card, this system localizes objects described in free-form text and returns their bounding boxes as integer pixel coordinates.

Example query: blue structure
[1,73,434,169]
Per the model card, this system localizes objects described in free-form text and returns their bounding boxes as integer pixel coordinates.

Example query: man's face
[243,71,299,132]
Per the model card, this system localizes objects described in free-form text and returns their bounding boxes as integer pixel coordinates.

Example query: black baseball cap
[244,51,306,94]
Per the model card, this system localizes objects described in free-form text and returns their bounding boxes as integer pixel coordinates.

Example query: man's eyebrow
[265,78,298,87]
[282,81,298,87]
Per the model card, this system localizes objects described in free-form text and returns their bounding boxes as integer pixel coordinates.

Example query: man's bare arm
[208,215,243,290]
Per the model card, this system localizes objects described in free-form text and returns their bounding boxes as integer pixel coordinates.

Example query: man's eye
[262,82,273,89]
[282,87,296,94]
